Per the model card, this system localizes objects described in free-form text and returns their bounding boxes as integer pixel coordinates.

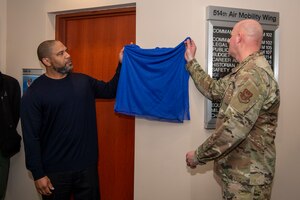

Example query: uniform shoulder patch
[238,88,253,104]
[230,80,260,114]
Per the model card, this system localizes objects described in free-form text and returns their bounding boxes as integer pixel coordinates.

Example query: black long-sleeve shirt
[0,72,21,143]
[21,64,121,180]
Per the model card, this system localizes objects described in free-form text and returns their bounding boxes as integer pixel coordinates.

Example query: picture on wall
[22,68,44,94]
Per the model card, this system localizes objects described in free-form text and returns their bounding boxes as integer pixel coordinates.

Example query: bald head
[235,19,263,48]
[229,19,264,62]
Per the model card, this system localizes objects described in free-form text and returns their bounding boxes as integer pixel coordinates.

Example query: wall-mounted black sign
[205,6,279,129]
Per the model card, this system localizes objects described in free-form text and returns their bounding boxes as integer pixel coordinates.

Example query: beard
[53,61,73,75]
[53,65,73,74]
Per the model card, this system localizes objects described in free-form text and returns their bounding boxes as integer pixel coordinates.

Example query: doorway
[56,7,136,200]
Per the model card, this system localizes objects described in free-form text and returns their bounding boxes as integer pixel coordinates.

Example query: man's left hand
[186,150,198,169]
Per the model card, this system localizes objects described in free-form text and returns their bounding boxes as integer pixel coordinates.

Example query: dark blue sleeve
[91,63,122,99]
[21,90,45,180]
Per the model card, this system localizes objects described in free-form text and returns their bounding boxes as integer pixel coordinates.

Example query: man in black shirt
[0,71,21,200]
[21,40,123,200]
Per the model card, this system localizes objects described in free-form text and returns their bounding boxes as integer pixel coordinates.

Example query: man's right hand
[34,176,54,196]
[184,39,197,62]
[119,47,124,63]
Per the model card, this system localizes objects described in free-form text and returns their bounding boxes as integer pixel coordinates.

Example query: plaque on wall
[22,68,44,94]
[204,6,279,129]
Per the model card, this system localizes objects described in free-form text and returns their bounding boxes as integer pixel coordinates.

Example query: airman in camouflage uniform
[185,19,280,200]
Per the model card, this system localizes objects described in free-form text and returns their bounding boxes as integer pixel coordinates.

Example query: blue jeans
[42,165,100,200]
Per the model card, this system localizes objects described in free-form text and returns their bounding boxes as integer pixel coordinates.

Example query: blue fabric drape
[114,38,190,123]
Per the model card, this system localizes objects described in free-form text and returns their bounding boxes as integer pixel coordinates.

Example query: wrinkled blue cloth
[114,38,190,123]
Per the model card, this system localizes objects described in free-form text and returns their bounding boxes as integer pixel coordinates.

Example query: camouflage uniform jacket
[186,52,280,185]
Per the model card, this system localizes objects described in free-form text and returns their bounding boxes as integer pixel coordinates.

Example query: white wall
[0,0,7,73]
[4,0,300,200]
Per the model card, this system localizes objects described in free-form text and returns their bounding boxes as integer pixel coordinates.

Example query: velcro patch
[238,88,253,104]
[230,80,259,114]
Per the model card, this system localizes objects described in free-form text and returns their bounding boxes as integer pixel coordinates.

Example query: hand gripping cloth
[114,38,190,123]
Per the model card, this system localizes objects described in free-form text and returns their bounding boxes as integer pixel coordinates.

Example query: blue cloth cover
[114,38,190,122]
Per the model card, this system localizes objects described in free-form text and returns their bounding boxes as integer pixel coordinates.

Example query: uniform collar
[231,51,262,74]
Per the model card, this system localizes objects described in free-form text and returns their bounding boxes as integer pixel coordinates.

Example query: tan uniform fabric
[186,52,280,186]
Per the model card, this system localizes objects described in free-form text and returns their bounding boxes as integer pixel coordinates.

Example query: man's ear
[236,33,243,44]
[42,58,51,67]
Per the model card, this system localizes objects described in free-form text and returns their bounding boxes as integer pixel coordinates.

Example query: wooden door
[56,7,135,200]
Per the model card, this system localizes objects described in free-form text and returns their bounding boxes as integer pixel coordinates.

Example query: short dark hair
[37,40,58,62]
